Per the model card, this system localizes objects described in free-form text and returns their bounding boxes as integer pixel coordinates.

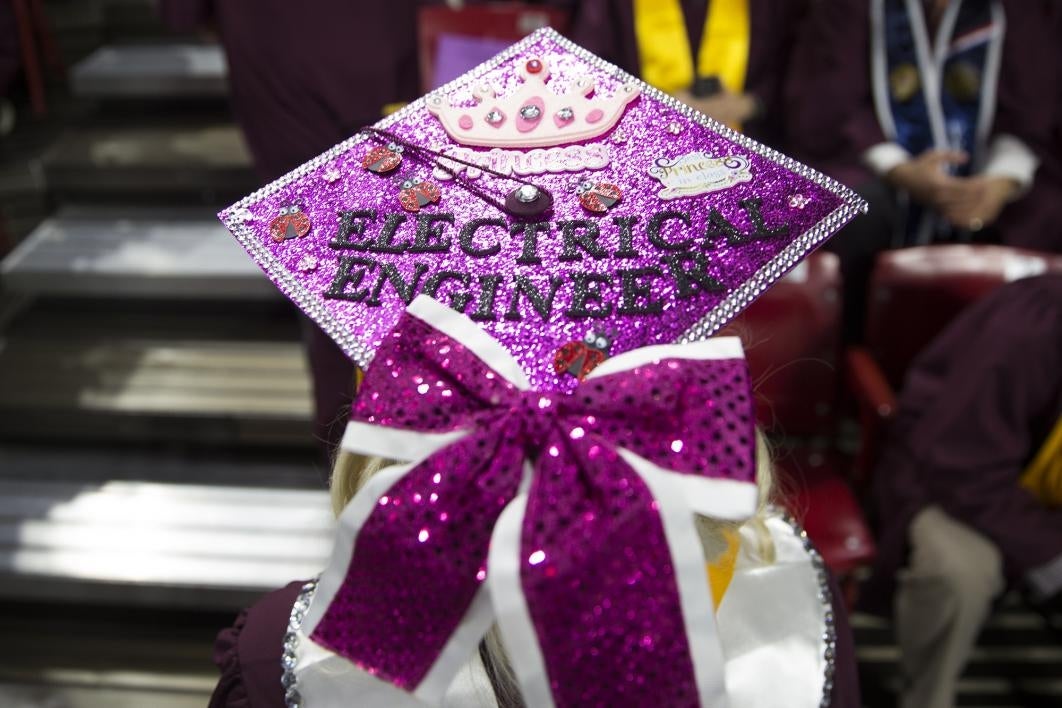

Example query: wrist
[742,94,764,123]
[885,162,915,190]
[987,176,1021,203]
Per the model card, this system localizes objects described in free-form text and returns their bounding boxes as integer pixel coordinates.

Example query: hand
[936,175,1020,231]
[885,149,968,208]
[673,89,759,128]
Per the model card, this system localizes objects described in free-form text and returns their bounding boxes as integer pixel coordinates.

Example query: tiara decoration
[300,295,757,707]
[426,56,641,148]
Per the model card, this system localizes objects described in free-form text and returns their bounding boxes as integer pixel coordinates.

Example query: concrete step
[853,608,1062,707]
[0,452,332,609]
[0,297,314,446]
[0,596,227,708]
[42,121,255,202]
[1,206,275,299]
[72,44,227,99]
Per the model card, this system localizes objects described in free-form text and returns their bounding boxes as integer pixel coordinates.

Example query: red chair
[846,244,1062,490]
[721,251,877,599]
[416,4,570,92]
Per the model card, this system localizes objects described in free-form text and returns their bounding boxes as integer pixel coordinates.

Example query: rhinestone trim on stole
[782,514,838,708]
[282,579,319,708]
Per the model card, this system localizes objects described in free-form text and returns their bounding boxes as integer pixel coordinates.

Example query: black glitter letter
[741,197,789,239]
[705,198,788,247]
[423,270,472,312]
[558,220,608,261]
[368,212,411,253]
[366,262,428,305]
[471,274,503,321]
[329,210,376,250]
[459,218,505,258]
[613,216,641,258]
[324,255,376,301]
[647,210,693,251]
[617,266,665,315]
[664,252,725,298]
[409,212,455,253]
[504,275,562,321]
[513,222,550,265]
[565,272,613,319]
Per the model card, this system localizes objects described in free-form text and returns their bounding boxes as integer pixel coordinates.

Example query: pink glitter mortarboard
[219,28,866,392]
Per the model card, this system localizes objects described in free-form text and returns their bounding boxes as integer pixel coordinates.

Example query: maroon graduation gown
[0,0,18,98]
[159,0,424,182]
[862,274,1062,614]
[783,0,1061,251]
[569,0,809,150]
[159,1,430,452]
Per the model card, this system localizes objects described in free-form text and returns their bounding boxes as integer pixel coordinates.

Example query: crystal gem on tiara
[427,56,640,148]
[556,107,574,122]
[515,185,540,203]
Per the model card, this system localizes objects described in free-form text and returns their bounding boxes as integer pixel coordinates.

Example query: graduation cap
[221,28,864,708]
[221,28,864,391]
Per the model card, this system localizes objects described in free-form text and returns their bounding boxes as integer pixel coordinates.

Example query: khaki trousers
[895,506,1006,708]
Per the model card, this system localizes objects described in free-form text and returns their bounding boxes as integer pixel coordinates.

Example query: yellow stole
[633,0,750,97]
[706,527,740,609]
[1020,415,1062,508]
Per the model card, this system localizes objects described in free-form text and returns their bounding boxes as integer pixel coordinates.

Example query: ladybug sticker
[553,329,614,381]
[362,143,403,174]
[268,204,311,243]
[398,177,442,213]
[577,181,623,213]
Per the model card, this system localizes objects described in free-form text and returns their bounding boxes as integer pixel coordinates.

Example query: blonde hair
[328,430,778,706]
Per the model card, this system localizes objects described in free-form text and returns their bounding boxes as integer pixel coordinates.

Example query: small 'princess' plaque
[650,152,753,200]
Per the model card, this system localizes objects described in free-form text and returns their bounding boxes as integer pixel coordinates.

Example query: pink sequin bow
[301,295,759,707]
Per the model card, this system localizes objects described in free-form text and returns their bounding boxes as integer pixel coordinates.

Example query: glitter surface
[311,305,756,696]
[219,29,866,391]
[522,437,698,707]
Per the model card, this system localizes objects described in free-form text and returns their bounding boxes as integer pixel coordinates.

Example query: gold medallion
[944,61,981,102]
[889,63,920,102]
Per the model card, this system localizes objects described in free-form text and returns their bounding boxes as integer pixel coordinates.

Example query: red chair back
[866,245,1062,388]
[721,251,842,437]
[416,4,570,92]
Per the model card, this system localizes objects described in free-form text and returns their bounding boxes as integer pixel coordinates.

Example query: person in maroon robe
[784,0,1061,340]
[159,1,426,454]
[991,24,1062,255]
[569,0,809,150]
[861,274,1062,708]
[0,0,19,135]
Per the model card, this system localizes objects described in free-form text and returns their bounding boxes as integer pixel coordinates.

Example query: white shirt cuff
[1027,552,1062,601]
[981,133,1040,195]
[861,142,912,177]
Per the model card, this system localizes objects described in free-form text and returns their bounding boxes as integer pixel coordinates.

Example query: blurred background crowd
[0,1,1058,707]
